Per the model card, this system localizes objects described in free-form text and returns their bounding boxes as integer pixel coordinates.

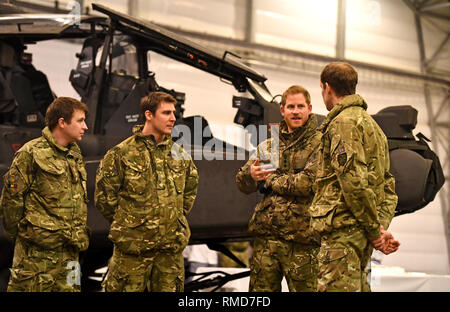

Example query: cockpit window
[96,34,139,77]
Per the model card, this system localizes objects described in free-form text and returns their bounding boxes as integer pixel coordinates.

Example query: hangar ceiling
[403,0,450,78]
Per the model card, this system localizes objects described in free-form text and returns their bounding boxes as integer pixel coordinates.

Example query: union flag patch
[7,174,18,188]
[337,146,347,166]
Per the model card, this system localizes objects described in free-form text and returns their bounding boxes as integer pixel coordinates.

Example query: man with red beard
[236,85,321,291]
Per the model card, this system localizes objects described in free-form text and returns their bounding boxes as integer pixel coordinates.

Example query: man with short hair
[236,85,321,292]
[95,91,198,292]
[311,62,398,292]
[0,96,89,292]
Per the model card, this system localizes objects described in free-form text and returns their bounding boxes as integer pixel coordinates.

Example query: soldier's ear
[325,83,334,95]
[57,117,66,128]
[144,110,153,121]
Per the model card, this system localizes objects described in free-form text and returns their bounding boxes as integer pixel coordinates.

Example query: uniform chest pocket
[292,152,308,172]
[123,158,150,195]
[33,153,66,200]
[167,159,185,194]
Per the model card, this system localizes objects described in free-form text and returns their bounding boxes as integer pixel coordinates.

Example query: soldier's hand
[370,226,400,255]
[369,227,389,250]
[379,226,400,255]
[369,235,386,250]
[250,158,276,182]
[382,238,400,255]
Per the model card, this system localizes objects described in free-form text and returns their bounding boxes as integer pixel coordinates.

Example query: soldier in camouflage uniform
[236,85,321,292]
[95,91,198,292]
[0,97,89,292]
[311,62,399,292]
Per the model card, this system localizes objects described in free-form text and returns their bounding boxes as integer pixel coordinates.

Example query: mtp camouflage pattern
[310,94,398,292]
[7,238,81,292]
[249,237,318,292]
[0,126,89,292]
[95,125,198,291]
[315,226,372,292]
[104,246,184,292]
[236,115,321,291]
[236,115,322,243]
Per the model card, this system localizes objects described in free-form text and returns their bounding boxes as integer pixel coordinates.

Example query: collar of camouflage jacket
[132,124,172,149]
[278,113,318,149]
[318,94,368,132]
[41,126,83,159]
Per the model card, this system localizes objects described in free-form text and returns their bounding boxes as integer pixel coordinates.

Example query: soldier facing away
[0,97,90,292]
[311,62,399,292]
[236,85,322,292]
[95,91,198,292]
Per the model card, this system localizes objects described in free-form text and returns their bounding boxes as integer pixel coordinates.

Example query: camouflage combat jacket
[310,95,398,239]
[94,125,199,255]
[236,115,321,244]
[0,127,89,251]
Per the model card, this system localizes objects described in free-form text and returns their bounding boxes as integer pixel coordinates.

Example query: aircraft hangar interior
[0,0,449,293]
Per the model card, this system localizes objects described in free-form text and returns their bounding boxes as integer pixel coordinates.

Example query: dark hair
[45,97,88,131]
[281,85,311,106]
[140,91,177,119]
[320,62,358,97]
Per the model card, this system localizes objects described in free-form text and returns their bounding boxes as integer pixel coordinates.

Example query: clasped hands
[369,225,400,255]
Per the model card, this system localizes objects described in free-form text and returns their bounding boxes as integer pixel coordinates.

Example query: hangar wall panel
[138,0,239,39]
[251,0,337,57]
[346,0,421,72]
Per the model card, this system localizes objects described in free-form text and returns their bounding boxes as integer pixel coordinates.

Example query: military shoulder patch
[8,174,18,188]
[337,146,347,166]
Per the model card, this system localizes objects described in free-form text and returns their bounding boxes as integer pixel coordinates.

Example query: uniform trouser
[8,237,80,292]
[249,237,319,292]
[316,226,373,292]
[104,246,184,292]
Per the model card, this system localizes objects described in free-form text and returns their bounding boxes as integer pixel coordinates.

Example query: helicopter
[0,3,444,291]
